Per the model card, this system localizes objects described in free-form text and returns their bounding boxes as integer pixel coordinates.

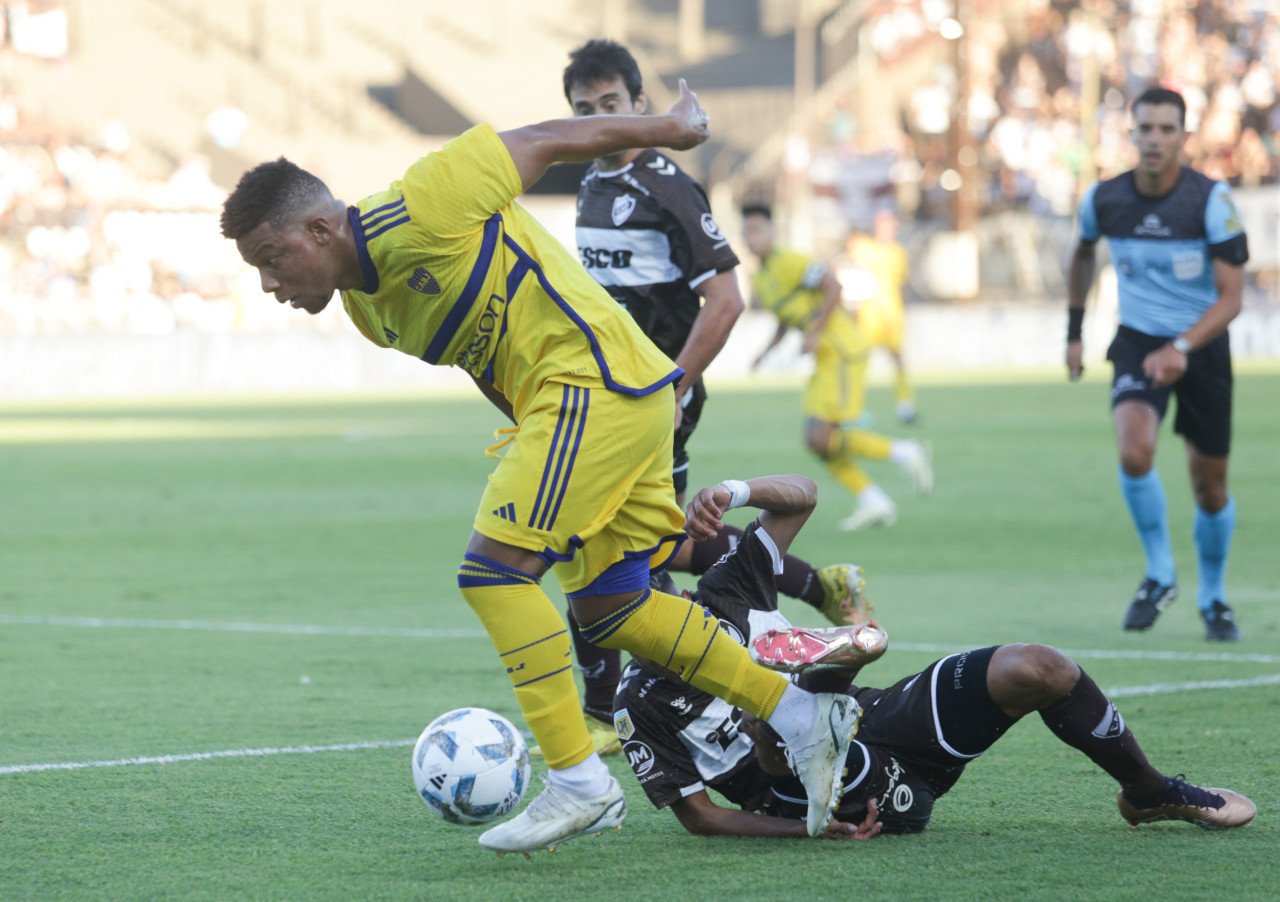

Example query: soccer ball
[411,707,531,825]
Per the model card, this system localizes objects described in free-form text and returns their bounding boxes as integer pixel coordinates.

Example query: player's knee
[1191,480,1228,514]
[1118,446,1154,477]
[456,553,542,609]
[1001,644,1079,696]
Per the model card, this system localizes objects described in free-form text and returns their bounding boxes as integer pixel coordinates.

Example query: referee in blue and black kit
[1066,86,1249,642]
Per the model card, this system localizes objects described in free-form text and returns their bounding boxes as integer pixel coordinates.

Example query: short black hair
[563,39,643,104]
[1132,87,1187,128]
[741,203,772,220]
[220,158,333,240]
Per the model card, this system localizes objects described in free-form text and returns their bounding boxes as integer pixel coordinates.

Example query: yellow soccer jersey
[340,125,680,417]
[752,248,865,358]
[849,236,908,311]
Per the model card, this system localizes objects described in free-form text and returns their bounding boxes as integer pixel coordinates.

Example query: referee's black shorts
[1106,325,1233,457]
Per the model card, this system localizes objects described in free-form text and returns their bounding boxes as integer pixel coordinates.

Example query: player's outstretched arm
[802,269,843,354]
[683,474,817,554]
[670,789,880,840]
[672,271,744,402]
[498,79,710,191]
[1065,239,1096,381]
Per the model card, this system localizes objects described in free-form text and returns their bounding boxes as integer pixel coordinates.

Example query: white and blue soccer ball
[411,707,531,825]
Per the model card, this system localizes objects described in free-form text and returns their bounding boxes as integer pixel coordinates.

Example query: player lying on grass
[220,81,857,853]
[612,474,1257,837]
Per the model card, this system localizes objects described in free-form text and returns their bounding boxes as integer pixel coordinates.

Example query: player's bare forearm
[1066,240,1096,312]
[1065,240,1096,381]
[753,320,789,369]
[683,475,816,552]
[673,270,743,395]
[500,79,710,190]
[469,374,515,424]
[671,792,812,838]
[1182,261,1244,349]
[805,270,843,346]
[672,791,879,840]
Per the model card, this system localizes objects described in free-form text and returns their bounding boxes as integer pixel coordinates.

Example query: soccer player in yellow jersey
[220,81,858,853]
[843,208,917,423]
[742,205,932,531]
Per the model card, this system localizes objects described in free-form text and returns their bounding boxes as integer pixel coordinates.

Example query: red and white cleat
[750,623,889,674]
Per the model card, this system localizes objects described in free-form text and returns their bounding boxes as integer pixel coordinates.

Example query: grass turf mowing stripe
[4,616,1279,665]
[3,674,1276,778]
[0,614,485,639]
[0,740,417,776]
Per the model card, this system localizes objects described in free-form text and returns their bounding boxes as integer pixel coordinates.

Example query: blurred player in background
[558,39,867,754]
[1067,87,1249,642]
[613,473,1256,838]
[742,204,932,531]
[220,81,858,853]
[841,207,917,423]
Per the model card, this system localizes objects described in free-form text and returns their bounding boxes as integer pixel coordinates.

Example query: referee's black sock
[1038,670,1165,801]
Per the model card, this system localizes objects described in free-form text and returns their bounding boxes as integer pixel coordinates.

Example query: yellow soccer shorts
[857,300,904,352]
[803,348,869,425]
[474,379,686,594]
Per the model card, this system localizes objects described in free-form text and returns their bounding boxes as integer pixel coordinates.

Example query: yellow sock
[458,554,593,770]
[825,456,872,495]
[579,589,788,720]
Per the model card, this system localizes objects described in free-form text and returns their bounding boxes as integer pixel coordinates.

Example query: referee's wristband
[719,479,751,510]
[1067,307,1084,341]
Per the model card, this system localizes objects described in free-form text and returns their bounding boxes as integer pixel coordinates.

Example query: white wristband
[719,479,751,510]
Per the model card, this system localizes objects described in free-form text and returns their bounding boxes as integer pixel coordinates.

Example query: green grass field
[2,375,1277,901]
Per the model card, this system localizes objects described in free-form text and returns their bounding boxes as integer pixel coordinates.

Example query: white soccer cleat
[477,774,626,855]
[838,497,898,532]
[899,439,933,496]
[785,693,863,837]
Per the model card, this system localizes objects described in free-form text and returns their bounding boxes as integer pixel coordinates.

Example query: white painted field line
[1105,673,1280,698]
[0,614,484,639]
[4,674,1278,778]
[0,739,416,775]
[5,616,1279,666]
[893,641,1280,666]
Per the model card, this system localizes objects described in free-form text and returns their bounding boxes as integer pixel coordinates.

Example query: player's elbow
[793,474,819,510]
[673,808,724,836]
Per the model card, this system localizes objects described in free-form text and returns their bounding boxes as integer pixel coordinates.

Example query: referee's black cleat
[1122,578,1177,631]
[1201,600,1241,641]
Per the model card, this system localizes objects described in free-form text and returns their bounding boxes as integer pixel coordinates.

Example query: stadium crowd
[2,0,1276,334]
[917,0,1278,220]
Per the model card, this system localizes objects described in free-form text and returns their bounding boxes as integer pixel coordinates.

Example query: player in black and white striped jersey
[612,474,1257,838]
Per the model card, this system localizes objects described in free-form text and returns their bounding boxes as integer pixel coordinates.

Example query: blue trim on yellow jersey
[546,386,589,530]
[558,533,686,598]
[484,259,526,382]
[348,207,379,293]
[529,385,588,531]
[365,211,410,240]
[535,534,586,567]
[422,213,503,365]
[501,233,683,397]
[361,199,407,231]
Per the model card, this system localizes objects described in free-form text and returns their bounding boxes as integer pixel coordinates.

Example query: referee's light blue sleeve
[1076,182,1100,241]
[1205,181,1246,244]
